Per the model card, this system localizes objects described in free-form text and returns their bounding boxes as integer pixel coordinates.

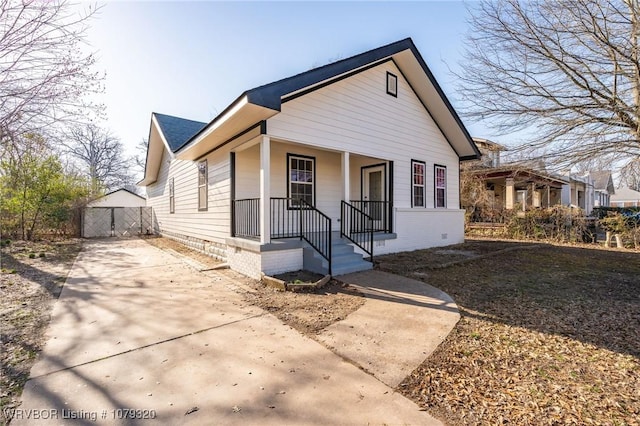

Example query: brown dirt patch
[379,241,640,425]
[141,237,366,336]
[241,277,365,335]
[0,239,83,421]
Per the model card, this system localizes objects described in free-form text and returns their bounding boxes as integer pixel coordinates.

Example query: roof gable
[87,188,146,207]
[589,171,614,193]
[154,113,207,152]
[174,38,480,161]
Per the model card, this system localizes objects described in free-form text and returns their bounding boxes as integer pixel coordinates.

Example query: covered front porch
[227,135,395,277]
[477,169,566,211]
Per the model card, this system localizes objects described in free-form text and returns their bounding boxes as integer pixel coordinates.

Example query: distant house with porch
[138,38,480,279]
[560,174,594,213]
[464,138,567,213]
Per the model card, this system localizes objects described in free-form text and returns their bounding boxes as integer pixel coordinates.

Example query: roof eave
[138,115,173,187]
[175,98,278,161]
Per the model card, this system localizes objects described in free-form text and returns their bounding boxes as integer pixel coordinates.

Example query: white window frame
[435,165,447,208]
[411,160,426,208]
[198,160,208,211]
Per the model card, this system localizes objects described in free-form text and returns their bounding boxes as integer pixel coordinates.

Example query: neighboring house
[465,138,567,212]
[560,174,594,214]
[138,38,480,279]
[589,171,615,207]
[610,186,640,207]
[86,188,147,207]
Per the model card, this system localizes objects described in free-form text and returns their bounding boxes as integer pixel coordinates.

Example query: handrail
[299,199,332,275]
[349,200,392,233]
[340,200,373,261]
[232,197,333,274]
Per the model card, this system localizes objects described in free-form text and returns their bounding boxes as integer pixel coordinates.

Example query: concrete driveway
[14,238,443,425]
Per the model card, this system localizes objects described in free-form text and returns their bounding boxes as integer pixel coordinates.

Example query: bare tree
[619,157,640,189]
[133,137,149,175]
[574,156,616,175]
[0,0,104,153]
[63,124,132,195]
[458,0,640,170]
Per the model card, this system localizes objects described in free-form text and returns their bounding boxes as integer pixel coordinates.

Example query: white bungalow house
[138,38,480,279]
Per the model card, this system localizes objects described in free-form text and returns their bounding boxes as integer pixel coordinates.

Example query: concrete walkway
[14,239,444,425]
[318,270,460,387]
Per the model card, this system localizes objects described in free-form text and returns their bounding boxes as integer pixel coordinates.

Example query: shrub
[503,206,589,242]
[598,211,640,249]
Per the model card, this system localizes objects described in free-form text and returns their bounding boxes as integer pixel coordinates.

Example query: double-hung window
[435,165,447,208]
[288,154,315,207]
[169,177,175,214]
[411,160,426,207]
[198,160,208,211]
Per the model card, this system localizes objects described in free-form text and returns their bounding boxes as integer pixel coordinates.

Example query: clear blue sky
[87,1,488,160]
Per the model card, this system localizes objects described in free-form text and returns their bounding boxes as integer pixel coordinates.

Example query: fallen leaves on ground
[381,242,640,425]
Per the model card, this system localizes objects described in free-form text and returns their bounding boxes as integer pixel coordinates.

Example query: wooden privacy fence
[82,207,157,238]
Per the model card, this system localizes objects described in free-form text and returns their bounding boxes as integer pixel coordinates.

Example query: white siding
[267,61,461,209]
[348,209,465,257]
[146,146,231,244]
[236,141,344,230]
[87,190,146,207]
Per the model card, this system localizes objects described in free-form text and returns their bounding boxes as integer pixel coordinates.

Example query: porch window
[411,160,426,207]
[288,154,315,207]
[435,165,447,208]
[169,177,175,214]
[198,160,208,211]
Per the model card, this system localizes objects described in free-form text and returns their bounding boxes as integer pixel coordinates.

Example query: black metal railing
[232,197,332,274]
[270,197,301,239]
[299,199,332,275]
[349,200,392,233]
[341,201,373,261]
[232,198,260,239]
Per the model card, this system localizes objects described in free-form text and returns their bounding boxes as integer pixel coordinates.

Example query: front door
[363,165,385,228]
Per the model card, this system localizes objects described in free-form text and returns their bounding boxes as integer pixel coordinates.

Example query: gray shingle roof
[589,171,613,191]
[154,113,207,152]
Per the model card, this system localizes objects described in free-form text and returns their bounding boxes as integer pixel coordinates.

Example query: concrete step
[303,237,373,276]
[332,260,373,276]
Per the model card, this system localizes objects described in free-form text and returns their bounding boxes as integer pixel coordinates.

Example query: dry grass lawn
[378,240,640,425]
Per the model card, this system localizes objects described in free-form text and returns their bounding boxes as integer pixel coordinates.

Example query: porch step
[303,236,372,276]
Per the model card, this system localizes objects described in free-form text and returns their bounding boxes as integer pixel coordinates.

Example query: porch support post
[260,135,271,244]
[341,152,350,202]
[546,185,551,208]
[505,178,515,209]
